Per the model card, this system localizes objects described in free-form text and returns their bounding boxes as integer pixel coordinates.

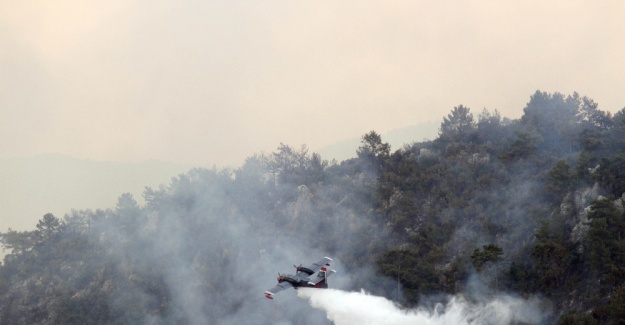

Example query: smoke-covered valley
[1,91,625,324]
[0,154,192,232]
[0,122,438,235]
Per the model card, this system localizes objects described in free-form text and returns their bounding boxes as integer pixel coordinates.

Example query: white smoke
[297,288,547,325]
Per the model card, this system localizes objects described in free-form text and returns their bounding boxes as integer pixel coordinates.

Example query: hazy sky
[2,1,624,167]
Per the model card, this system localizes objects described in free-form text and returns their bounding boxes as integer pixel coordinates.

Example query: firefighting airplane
[264,257,336,299]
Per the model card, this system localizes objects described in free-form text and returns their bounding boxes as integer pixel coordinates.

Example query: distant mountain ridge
[316,121,439,161]
[0,154,192,232]
[0,123,439,232]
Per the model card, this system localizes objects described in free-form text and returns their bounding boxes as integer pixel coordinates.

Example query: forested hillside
[1,90,624,324]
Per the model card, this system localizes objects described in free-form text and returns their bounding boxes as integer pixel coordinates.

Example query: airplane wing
[299,257,333,275]
[264,281,293,299]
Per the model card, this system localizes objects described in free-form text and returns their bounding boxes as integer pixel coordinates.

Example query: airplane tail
[314,266,335,288]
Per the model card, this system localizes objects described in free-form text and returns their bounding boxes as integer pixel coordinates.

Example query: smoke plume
[298,288,547,325]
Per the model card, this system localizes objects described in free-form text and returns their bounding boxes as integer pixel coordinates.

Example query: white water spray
[297,288,546,325]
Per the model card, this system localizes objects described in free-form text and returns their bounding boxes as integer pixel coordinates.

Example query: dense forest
[1,90,625,324]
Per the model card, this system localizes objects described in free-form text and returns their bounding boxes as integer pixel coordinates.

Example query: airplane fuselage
[265,257,335,299]
[278,269,329,288]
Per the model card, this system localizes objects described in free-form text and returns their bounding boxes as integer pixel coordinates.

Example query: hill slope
[1,91,625,324]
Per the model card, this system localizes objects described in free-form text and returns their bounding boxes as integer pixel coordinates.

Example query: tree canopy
[1,90,624,324]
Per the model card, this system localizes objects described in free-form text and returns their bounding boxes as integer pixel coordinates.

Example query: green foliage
[471,244,503,272]
[2,90,625,322]
[584,198,625,290]
[531,220,574,293]
[377,247,439,304]
[592,283,625,324]
[36,213,61,241]
[499,130,542,161]
[522,91,580,154]
[546,160,575,199]
[595,154,625,196]
[439,105,475,142]
[357,131,390,173]
[558,311,598,325]
[0,229,38,255]
[576,151,595,182]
